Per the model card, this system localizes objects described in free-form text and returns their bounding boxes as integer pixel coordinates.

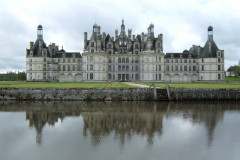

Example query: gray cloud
[0,0,239,72]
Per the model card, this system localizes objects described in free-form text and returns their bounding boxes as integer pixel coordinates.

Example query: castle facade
[26,20,224,82]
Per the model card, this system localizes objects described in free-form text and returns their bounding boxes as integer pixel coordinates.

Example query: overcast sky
[0,0,239,73]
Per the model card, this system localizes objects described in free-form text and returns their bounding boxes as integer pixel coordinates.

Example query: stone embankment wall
[0,88,164,101]
[170,88,240,101]
[0,88,240,101]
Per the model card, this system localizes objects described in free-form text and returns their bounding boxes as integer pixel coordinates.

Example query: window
[63,65,65,71]
[175,59,178,63]
[108,51,112,54]
[159,57,161,62]
[193,66,196,71]
[180,66,182,71]
[135,66,138,71]
[189,66,191,71]
[59,66,61,71]
[159,65,161,71]
[78,65,81,71]
[159,74,161,80]
[193,59,196,63]
[108,44,112,48]
[126,66,129,71]
[218,65,221,71]
[68,65,70,71]
[202,59,204,63]
[175,66,178,71]
[91,42,94,47]
[135,58,138,63]
[90,64,93,70]
[91,49,94,53]
[108,58,112,63]
[166,66,169,71]
[73,65,76,71]
[184,66,187,71]
[108,65,111,71]
[118,58,121,63]
[63,59,65,63]
[122,58,125,63]
[218,74,221,80]
[73,59,75,62]
[108,74,111,80]
[126,58,129,63]
[135,51,138,54]
[202,65,204,71]
[218,52,221,57]
[218,58,221,62]
[44,58,46,62]
[166,59,169,63]
[68,59,70,62]
[156,65,157,71]
[184,59,187,63]
[90,73,93,80]
[118,65,121,71]
[135,74,138,80]
[122,66,125,71]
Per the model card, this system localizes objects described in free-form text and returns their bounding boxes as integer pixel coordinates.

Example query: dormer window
[108,44,112,48]
[63,54,66,58]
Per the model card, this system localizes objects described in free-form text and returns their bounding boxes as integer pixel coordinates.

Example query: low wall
[170,88,240,101]
[0,88,240,101]
[0,88,159,101]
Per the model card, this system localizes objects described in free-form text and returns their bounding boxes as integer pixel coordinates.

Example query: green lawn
[138,82,240,89]
[0,81,136,88]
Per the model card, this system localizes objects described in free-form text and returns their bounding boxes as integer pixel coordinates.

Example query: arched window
[122,58,125,63]
[118,58,121,63]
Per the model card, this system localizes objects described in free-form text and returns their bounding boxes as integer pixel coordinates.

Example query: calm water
[0,101,240,160]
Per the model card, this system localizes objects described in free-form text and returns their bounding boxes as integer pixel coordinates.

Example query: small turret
[208,26,213,39]
[37,25,43,40]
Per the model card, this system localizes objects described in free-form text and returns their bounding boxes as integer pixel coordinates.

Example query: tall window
[73,65,75,71]
[159,65,161,71]
[108,44,112,48]
[91,49,94,53]
[90,64,93,71]
[184,66,187,71]
[118,58,121,63]
[202,65,204,71]
[126,58,129,63]
[218,74,221,80]
[90,73,93,80]
[122,58,125,63]
[91,42,94,47]
[68,65,70,71]
[218,65,221,71]
[63,65,65,71]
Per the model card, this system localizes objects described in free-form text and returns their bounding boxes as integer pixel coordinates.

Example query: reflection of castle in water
[0,101,239,146]
[82,107,164,146]
[26,110,81,145]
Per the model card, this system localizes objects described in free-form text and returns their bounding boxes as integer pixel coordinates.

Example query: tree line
[0,72,26,81]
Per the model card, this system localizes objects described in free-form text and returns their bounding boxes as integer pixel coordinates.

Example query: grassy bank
[138,82,240,89]
[0,81,136,88]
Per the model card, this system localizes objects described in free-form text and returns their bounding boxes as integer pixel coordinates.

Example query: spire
[121,19,125,34]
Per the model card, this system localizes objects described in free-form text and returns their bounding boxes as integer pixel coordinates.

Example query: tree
[232,66,240,77]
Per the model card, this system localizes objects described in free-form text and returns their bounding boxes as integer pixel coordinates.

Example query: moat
[0,101,239,160]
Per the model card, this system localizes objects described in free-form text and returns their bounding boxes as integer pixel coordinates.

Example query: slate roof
[199,36,219,58]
